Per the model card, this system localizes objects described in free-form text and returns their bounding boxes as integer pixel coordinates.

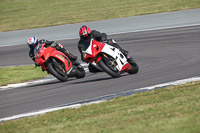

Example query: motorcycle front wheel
[47,58,68,82]
[97,58,120,78]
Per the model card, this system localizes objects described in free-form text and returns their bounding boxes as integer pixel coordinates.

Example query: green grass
[1,0,200,132]
[0,0,200,31]
[0,65,49,86]
[0,81,200,132]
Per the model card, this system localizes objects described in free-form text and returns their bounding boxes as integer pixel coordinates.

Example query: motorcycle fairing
[47,50,73,72]
[83,39,130,72]
[34,43,72,72]
[101,43,130,71]
[84,39,105,56]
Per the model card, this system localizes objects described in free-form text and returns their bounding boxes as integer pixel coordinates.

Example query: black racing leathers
[78,30,128,62]
[78,30,130,73]
[29,39,77,62]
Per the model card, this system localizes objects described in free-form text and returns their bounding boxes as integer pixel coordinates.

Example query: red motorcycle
[83,38,139,78]
[34,43,85,82]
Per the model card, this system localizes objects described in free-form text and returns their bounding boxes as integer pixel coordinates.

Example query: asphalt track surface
[0,25,200,119]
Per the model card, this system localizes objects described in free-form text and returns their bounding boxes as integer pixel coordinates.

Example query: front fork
[100,53,117,67]
[52,58,66,73]
[95,53,109,63]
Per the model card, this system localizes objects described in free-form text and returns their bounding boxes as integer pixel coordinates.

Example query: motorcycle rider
[27,36,77,64]
[77,25,136,73]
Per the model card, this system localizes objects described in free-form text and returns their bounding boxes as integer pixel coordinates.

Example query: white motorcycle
[83,38,139,78]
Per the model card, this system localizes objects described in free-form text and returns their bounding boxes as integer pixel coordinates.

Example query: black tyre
[97,59,120,78]
[128,62,139,74]
[76,65,86,79]
[47,59,68,82]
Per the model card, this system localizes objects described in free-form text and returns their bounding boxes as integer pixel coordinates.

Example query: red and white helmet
[79,25,91,39]
[27,37,38,48]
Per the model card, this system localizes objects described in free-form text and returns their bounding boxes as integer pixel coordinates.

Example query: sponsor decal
[56,54,65,62]
[58,43,63,48]
[93,44,97,48]
[83,53,87,58]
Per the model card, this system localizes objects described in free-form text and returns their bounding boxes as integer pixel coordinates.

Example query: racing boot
[55,43,77,61]
[64,51,82,69]
[72,60,83,71]
[107,39,129,57]
[65,51,77,61]
[127,56,137,67]
[60,48,79,67]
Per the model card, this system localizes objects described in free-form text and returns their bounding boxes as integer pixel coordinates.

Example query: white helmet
[27,37,38,48]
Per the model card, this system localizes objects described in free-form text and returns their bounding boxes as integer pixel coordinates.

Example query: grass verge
[0,81,200,133]
[0,0,200,31]
[0,65,49,86]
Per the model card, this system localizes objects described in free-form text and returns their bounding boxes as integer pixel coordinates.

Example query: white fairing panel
[101,43,128,71]
[83,39,128,71]
[84,39,93,54]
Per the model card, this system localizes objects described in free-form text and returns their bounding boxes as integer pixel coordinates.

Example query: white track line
[0,76,200,122]
[0,63,89,91]
[0,76,55,91]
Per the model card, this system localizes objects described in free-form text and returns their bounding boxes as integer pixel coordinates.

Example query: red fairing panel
[120,62,130,73]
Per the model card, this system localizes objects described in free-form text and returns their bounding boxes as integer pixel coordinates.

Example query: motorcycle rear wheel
[76,65,86,79]
[128,62,139,74]
[47,59,68,82]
